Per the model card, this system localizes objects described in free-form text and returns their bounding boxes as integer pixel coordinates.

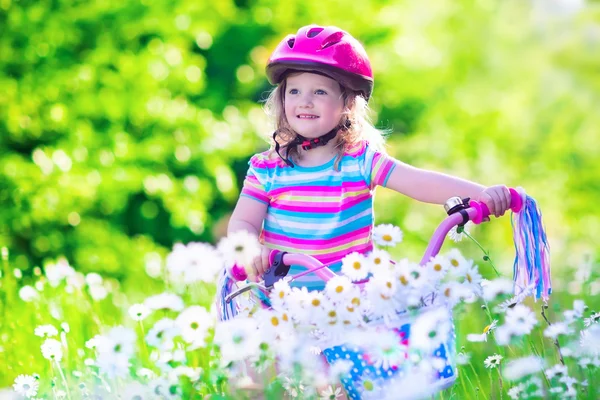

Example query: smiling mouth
[297,114,319,119]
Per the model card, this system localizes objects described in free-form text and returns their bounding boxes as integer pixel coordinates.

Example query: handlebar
[224,187,525,302]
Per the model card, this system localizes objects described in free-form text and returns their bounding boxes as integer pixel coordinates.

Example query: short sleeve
[240,154,271,204]
[362,144,397,189]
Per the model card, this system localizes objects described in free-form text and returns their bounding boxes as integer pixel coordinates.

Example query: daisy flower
[19,285,40,302]
[144,292,185,312]
[85,272,103,286]
[467,320,498,342]
[460,262,483,293]
[364,273,402,324]
[88,284,108,301]
[269,279,292,311]
[13,374,39,398]
[563,300,586,323]
[584,311,600,327]
[504,304,538,336]
[367,248,391,270]
[324,275,354,304]
[341,252,371,282]
[439,281,472,307]
[447,221,474,242]
[167,242,224,284]
[507,383,525,400]
[503,356,544,380]
[146,318,180,349]
[445,248,470,275]
[319,385,343,400]
[254,308,293,341]
[41,338,63,362]
[411,307,452,351]
[545,363,568,380]
[34,324,58,338]
[481,277,514,302]
[425,255,449,283]
[214,317,261,366]
[372,224,403,247]
[364,330,407,370]
[217,230,261,268]
[484,354,503,369]
[544,322,573,339]
[128,303,151,321]
[44,257,75,287]
[175,305,214,349]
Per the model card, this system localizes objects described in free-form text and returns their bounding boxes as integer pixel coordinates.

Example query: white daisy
[285,287,312,325]
[13,374,39,398]
[319,385,343,400]
[584,311,600,327]
[504,304,538,336]
[484,354,503,369]
[545,363,568,380]
[44,257,75,287]
[481,277,514,302]
[580,324,600,355]
[544,322,573,339]
[460,262,483,294]
[341,252,371,282]
[367,248,392,270]
[85,272,103,286]
[217,230,261,269]
[213,317,261,366]
[467,320,498,342]
[372,224,403,247]
[19,285,40,302]
[503,356,545,380]
[269,279,292,311]
[175,305,213,349]
[507,383,525,400]
[128,303,151,321]
[34,324,58,338]
[144,292,185,312]
[324,275,354,304]
[146,318,180,349]
[447,221,474,242]
[364,273,402,324]
[410,307,452,351]
[41,338,63,362]
[445,248,470,275]
[167,242,224,284]
[364,330,407,370]
[95,326,137,358]
[425,255,449,283]
[88,284,108,301]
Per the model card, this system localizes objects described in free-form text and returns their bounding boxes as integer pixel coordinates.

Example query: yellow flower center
[351,297,361,306]
[353,261,362,270]
[451,259,459,267]
[400,276,409,285]
[434,263,442,272]
[270,317,279,326]
[335,286,344,293]
[311,298,321,306]
[374,258,381,265]
[328,311,337,318]
[382,234,393,242]
[278,291,285,299]
[466,274,472,283]
[386,281,392,289]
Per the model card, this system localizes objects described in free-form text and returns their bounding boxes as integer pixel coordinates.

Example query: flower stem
[55,359,72,400]
[540,304,565,366]
[464,231,501,277]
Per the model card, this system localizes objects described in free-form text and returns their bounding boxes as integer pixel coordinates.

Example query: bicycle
[216,187,550,399]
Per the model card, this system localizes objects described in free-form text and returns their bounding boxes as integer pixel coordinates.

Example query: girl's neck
[295,138,341,167]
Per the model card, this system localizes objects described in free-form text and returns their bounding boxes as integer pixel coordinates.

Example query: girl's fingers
[262,248,271,274]
[490,190,503,217]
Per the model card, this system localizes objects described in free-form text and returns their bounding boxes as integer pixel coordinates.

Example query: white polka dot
[341,346,347,351]
[346,354,350,359]
[357,354,363,360]
[353,368,358,373]
[376,370,381,375]
[387,370,393,376]
[361,361,366,367]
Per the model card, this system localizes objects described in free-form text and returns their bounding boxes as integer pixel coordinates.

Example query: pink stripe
[269,181,367,196]
[263,225,371,247]
[269,194,370,213]
[373,162,394,187]
[316,243,374,264]
[241,187,269,203]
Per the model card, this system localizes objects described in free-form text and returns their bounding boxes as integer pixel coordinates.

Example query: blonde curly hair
[263,72,388,170]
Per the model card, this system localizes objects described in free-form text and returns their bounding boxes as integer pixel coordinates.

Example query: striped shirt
[241,141,397,291]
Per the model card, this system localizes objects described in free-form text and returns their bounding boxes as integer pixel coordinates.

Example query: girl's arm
[384,160,511,217]
[228,196,271,277]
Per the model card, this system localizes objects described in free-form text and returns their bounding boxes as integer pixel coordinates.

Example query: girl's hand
[476,185,512,218]
[250,245,272,282]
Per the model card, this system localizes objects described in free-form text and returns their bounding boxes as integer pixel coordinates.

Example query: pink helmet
[266,25,374,100]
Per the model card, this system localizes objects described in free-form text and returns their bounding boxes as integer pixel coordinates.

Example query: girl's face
[284,72,345,138]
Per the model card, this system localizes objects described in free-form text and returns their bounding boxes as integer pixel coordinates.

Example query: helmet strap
[273,119,352,168]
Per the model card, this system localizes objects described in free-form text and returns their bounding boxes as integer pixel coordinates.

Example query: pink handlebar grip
[228,263,248,282]
[469,187,523,224]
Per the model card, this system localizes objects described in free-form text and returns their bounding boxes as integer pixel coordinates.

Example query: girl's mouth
[297,114,319,119]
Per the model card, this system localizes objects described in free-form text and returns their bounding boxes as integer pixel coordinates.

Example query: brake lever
[224,281,268,304]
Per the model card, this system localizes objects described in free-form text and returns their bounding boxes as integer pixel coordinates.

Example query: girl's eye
[315,89,327,95]
[289,89,299,95]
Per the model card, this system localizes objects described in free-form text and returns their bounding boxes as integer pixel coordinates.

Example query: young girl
[226,24,512,290]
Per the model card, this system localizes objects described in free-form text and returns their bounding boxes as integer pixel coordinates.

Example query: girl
[227,24,512,290]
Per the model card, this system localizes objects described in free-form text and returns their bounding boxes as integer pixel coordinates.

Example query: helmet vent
[307,27,324,38]
[287,38,295,48]
[321,32,344,50]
